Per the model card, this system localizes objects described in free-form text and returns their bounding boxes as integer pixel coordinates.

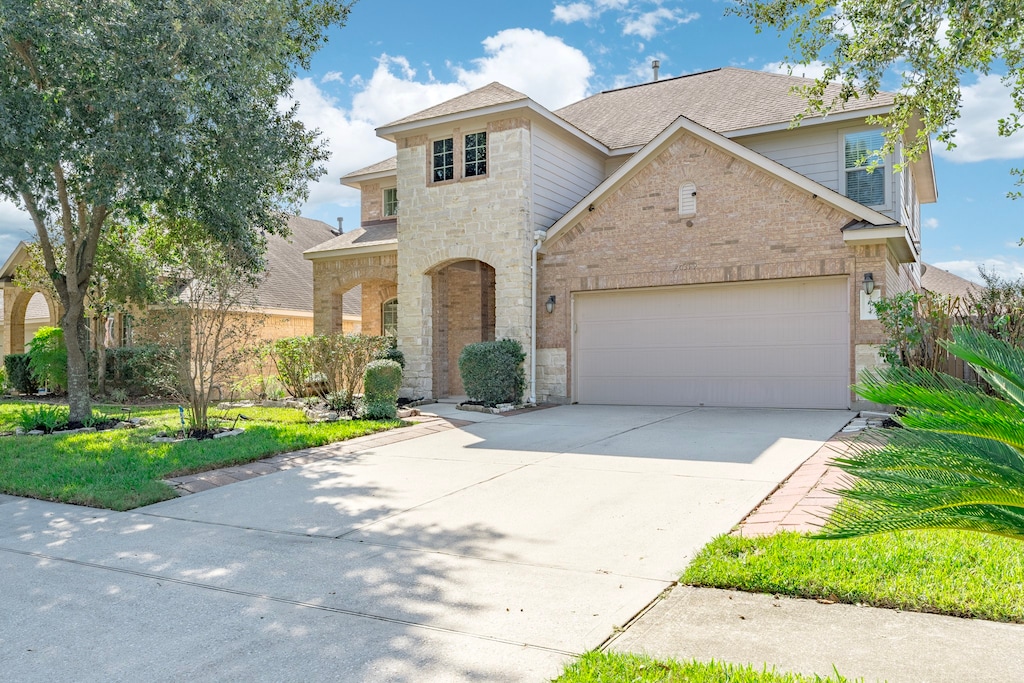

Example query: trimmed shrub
[28,326,67,391]
[105,344,177,397]
[362,359,402,419]
[4,353,36,394]
[374,336,406,369]
[458,338,526,406]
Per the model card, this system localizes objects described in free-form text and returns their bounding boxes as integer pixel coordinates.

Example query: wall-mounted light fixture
[545,295,556,314]
[862,272,875,296]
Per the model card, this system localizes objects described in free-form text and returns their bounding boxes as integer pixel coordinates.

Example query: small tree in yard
[144,222,265,433]
[0,0,350,423]
[309,334,390,410]
[27,326,66,392]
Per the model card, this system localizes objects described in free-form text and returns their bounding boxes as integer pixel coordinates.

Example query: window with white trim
[432,138,454,182]
[464,132,487,177]
[383,187,398,217]
[843,130,887,207]
[382,298,398,336]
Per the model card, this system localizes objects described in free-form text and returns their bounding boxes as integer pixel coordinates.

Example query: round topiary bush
[458,338,526,407]
[362,359,402,419]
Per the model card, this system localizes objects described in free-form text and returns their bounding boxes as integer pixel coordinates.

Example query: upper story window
[464,132,487,177]
[383,187,398,217]
[843,130,887,207]
[432,138,454,182]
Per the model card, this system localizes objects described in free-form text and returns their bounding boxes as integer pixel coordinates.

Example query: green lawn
[0,401,402,510]
[555,652,853,683]
[682,530,1024,623]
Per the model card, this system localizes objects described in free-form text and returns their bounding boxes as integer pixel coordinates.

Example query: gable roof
[256,215,336,312]
[341,156,397,186]
[542,114,899,252]
[303,222,398,260]
[555,67,896,150]
[382,82,529,129]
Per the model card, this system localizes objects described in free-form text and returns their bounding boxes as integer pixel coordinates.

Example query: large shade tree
[0,0,350,422]
[733,1,1024,172]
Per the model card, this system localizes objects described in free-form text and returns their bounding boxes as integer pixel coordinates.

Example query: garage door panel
[574,278,849,409]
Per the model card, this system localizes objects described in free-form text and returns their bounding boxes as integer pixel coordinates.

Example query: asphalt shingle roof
[256,215,337,311]
[921,263,981,300]
[342,156,397,180]
[303,222,398,256]
[381,82,529,128]
[555,67,897,149]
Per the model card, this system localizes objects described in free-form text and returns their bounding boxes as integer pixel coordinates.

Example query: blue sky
[2,0,1022,281]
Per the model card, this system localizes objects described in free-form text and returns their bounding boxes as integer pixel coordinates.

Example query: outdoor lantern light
[545,295,556,314]
[862,272,875,296]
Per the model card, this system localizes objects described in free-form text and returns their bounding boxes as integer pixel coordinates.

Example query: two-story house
[304,67,936,410]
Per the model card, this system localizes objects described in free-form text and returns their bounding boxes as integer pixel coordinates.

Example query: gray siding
[531,124,605,231]
[735,122,905,224]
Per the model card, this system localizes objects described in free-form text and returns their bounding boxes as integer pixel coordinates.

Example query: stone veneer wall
[395,118,534,399]
[535,131,898,406]
[311,253,398,335]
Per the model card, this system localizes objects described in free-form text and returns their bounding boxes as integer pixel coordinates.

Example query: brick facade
[311,252,398,335]
[535,131,899,404]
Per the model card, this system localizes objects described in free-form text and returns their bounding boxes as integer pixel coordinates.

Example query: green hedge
[105,344,177,397]
[458,339,525,407]
[4,353,37,394]
[362,359,402,419]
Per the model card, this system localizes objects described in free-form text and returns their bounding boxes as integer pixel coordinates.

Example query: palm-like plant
[817,326,1024,540]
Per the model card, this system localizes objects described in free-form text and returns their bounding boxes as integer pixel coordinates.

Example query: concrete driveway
[0,404,851,681]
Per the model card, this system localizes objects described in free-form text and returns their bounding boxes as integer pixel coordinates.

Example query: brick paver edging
[165,415,471,496]
[737,428,860,537]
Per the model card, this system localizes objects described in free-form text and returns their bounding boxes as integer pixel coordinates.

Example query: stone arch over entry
[427,259,496,398]
[311,252,397,335]
[3,285,61,354]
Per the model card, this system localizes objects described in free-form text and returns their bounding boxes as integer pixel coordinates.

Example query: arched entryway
[326,278,398,335]
[429,259,496,397]
[3,286,60,354]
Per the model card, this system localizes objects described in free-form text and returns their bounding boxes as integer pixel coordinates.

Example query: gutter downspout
[530,230,546,404]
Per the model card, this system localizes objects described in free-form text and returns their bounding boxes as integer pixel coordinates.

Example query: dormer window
[432,138,454,182]
[383,187,398,217]
[464,132,487,177]
[843,129,887,208]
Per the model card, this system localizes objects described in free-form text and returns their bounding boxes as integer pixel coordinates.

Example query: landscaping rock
[260,400,287,408]
[396,408,420,419]
[284,399,307,409]
[212,428,245,439]
[26,430,44,436]
[304,409,341,422]
[57,427,97,435]
[14,427,24,435]
[149,435,188,443]
[216,401,254,410]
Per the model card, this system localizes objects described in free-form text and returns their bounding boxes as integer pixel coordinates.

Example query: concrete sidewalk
[611,586,1024,683]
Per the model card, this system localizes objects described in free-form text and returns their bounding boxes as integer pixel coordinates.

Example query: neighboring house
[306,67,938,409]
[921,263,981,301]
[0,215,342,357]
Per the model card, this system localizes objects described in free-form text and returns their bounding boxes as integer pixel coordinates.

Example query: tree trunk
[62,298,91,424]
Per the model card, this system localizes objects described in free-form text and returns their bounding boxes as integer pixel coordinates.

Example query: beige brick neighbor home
[305,68,937,409]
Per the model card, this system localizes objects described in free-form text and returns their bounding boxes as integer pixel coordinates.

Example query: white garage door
[574,277,850,409]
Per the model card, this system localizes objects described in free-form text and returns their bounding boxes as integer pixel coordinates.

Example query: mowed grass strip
[555,652,853,683]
[682,531,1024,623]
[0,403,402,510]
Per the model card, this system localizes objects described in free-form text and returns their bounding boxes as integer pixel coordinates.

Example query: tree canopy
[733,0,1024,168]
[0,0,351,420]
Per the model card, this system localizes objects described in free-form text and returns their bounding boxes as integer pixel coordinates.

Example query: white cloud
[552,0,629,24]
[622,8,699,40]
[0,200,35,259]
[320,71,345,84]
[453,29,592,109]
[933,258,1024,282]
[763,60,832,81]
[923,217,939,229]
[350,55,466,127]
[553,2,596,23]
[935,74,1024,163]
